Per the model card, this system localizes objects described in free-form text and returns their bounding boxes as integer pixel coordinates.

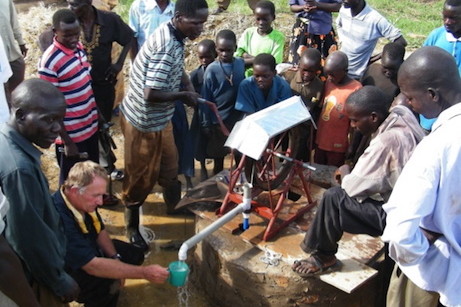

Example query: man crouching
[54,161,169,306]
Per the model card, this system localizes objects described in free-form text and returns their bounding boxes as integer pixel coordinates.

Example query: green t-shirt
[235,27,285,77]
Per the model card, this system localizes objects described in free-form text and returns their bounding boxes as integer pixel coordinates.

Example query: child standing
[200,30,246,175]
[288,0,341,64]
[315,51,362,167]
[235,0,285,77]
[189,39,217,181]
[290,48,324,161]
[235,53,292,114]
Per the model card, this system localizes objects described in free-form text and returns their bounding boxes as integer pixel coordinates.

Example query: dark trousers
[93,81,116,123]
[56,132,100,184]
[71,240,145,307]
[301,186,386,256]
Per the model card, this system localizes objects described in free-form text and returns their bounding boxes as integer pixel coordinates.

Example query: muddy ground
[14,2,300,306]
[14,1,399,305]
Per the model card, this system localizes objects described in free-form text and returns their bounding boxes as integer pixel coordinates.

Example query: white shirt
[0,0,24,62]
[336,4,401,79]
[382,103,461,307]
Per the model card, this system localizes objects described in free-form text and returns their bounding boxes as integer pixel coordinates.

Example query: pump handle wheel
[244,125,302,190]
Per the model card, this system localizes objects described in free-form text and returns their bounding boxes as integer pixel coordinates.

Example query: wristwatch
[110,253,122,260]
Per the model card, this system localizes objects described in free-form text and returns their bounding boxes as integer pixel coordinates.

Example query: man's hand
[105,63,123,84]
[19,44,28,58]
[60,279,80,303]
[142,265,169,283]
[333,164,351,185]
[305,0,318,11]
[181,91,200,107]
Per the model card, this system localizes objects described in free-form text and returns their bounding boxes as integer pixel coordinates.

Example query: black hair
[11,78,65,110]
[52,9,78,29]
[253,53,276,71]
[216,29,237,45]
[382,42,405,61]
[175,0,208,18]
[197,39,217,56]
[399,46,459,91]
[445,0,461,7]
[325,51,348,71]
[198,39,216,50]
[300,48,322,65]
[346,85,391,117]
[255,0,276,17]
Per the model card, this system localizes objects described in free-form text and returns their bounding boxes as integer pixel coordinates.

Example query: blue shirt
[52,191,105,271]
[424,26,461,75]
[289,0,341,35]
[235,75,292,114]
[419,26,461,131]
[201,58,245,127]
[129,0,175,48]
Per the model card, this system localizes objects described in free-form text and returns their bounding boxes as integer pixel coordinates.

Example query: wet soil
[15,2,296,306]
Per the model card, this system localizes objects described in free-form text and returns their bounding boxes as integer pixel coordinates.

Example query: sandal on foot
[292,255,340,277]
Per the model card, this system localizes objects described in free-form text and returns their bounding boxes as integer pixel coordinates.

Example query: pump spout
[178,183,252,261]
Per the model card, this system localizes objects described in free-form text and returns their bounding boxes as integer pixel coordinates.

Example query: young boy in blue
[235,53,292,114]
[189,39,217,181]
[200,30,245,175]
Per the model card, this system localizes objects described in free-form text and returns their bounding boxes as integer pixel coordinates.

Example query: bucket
[168,261,190,287]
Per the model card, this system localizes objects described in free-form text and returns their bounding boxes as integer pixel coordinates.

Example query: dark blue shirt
[53,190,105,271]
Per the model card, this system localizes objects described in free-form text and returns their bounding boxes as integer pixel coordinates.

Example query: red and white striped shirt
[39,40,98,144]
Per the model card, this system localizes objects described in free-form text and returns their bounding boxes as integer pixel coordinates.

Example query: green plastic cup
[168,261,190,287]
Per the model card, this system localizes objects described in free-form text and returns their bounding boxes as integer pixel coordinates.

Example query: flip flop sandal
[292,255,341,278]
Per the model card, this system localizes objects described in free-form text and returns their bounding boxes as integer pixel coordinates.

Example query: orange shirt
[316,79,362,153]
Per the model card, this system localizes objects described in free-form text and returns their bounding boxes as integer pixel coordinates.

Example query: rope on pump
[259,247,282,267]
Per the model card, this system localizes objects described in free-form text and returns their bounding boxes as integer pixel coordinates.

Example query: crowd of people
[0,0,460,306]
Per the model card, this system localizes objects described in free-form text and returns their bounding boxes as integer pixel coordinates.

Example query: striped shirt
[120,21,184,132]
[336,4,402,79]
[39,40,98,144]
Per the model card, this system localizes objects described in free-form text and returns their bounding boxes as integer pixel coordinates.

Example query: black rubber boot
[162,180,182,215]
[124,203,149,252]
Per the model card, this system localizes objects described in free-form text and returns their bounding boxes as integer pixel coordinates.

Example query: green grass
[117,0,444,48]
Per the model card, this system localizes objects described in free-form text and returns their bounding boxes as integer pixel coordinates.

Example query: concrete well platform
[183,166,388,307]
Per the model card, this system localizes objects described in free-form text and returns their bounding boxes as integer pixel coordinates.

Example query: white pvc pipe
[178,183,252,261]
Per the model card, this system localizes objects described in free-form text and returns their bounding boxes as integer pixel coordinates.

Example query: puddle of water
[97,193,214,307]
